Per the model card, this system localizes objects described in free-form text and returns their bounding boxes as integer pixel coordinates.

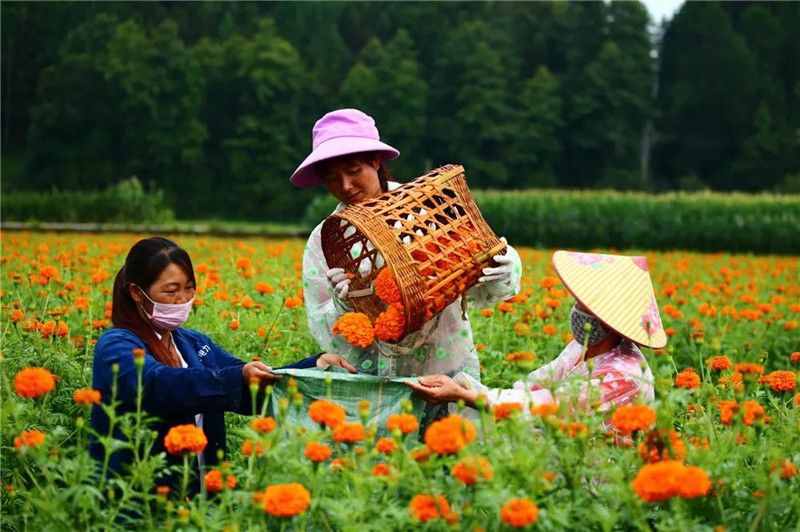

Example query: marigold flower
[794,393,800,407]
[330,457,350,471]
[498,302,514,314]
[783,320,798,331]
[480,308,494,318]
[242,439,266,457]
[734,362,764,375]
[373,304,406,342]
[14,429,45,450]
[205,469,224,494]
[332,422,365,444]
[410,447,431,463]
[760,370,796,392]
[250,417,277,434]
[780,460,797,480]
[707,356,731,372]
[372,463,392,477]
[610,404,656,436]
[637,429,686,463]
[386,413,419,434]
[408,494,457,523]
[451,456,494,485]
[425,415,477,455]
[505,351,536,363]
[308,399,346,428]
[540,276,559,289]
[73,388,101,405]
[332,312,374,348]
[542,324,557,336]
[741,400,766,426]
[228,319,240,331]
[631,460,684,502]
[560,421,588,438]
[790,352,800,365]
[255,282,274,295]
[375,437,397,454]
[678,466,712,499]
[284,296,303,309]
[10,309,24,323]
[675,368,701,389]
[14,367,56,398]
[718,400,739,425]
[493,402,523,421]
[304,441,332,462]
[374,267,402,306]
[500,498,539,528]
[164,424,207,455]
[530,402,559,416]
[256,483,311,517]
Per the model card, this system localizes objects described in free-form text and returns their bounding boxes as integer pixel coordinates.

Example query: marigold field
[2,231,798,531]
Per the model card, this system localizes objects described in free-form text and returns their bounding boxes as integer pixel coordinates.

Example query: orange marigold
[498,302,514,314]
[741,400,766,426]
[631,460,685,502]
[408,494,457,523]
[493,402,523,421]
[637,429,686,463]
[14,429,45,450]
[760,370,796,392]
[205,469,225,494]
[250,417,277,434]
[386,413,419,434]
[374,267,402,306]
[164,424,207,455]
[257,483,311,517]
[542,324,557,336]
[373,304,406,342]
[677,466,712,499]
[284,296,303,309]
[73,388,101,405]
[480,308,494,318]
[14,367,56,398]
[332,422,365,444]
[451,456,494,485]
[530,402,559,416]
[718,400,739,425]
[332,312,374,348]
[372,463,392,477]
[242,439,266,457]
[790,352,800,365]
[505,351,536,363]
[707,356,731,372]
[560,421,589,438]
[610,404,657,436]
[375,437,397,455]
[255,282,274,295]
[308,399,346,428]
[780,460,798,480]
[304,441,332,462]
[734,362,764,375]
[424,415,477,455]
[500,498,539,528]
[675,368,701,389]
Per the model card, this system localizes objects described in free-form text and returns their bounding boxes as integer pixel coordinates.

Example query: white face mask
[138,287,193,330]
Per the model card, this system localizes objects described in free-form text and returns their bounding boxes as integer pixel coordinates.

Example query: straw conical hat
[552,250,667,349]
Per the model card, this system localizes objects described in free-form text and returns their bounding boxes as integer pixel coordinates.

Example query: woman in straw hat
[408,250,665,414]
[290,108,521,383]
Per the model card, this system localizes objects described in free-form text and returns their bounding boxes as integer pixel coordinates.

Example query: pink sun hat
[290,108,400,188]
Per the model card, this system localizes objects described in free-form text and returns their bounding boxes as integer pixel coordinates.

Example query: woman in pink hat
[292,109,522,397]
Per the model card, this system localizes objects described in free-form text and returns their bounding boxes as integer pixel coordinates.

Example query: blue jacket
[90,327,317,475]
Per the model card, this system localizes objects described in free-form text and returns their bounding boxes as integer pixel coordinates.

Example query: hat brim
[552,250,668,349]
[290,136,400,188]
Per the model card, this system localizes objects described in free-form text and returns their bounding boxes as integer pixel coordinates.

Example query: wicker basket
[321,164,506,335]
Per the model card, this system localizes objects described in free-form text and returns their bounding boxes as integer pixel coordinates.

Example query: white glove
[326,268,351,300]
[478,238,513,285]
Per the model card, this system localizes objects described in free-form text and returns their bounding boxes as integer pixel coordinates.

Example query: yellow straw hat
[552,250,667,349]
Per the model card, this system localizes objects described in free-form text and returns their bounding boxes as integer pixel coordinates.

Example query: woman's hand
[406,374,479,406]
[242,361,280,385]
[316,353,358,373]
[325,268,352,300]
[478,237,514,286]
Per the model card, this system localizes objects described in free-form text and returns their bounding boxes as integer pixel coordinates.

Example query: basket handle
[473,241,507,265]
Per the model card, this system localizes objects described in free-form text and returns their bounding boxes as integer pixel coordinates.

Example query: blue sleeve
[278,353,322,370]
[93,332,246,418]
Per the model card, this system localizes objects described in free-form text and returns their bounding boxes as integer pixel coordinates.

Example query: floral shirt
[459,340,655,412]
[303,182,522,380]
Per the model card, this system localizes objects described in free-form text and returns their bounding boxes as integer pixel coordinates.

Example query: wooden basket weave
[321,164,506,335]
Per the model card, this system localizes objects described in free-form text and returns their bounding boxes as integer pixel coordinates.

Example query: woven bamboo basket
[321,164,506,336]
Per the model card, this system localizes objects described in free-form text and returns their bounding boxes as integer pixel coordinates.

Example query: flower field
[2,231,798,530]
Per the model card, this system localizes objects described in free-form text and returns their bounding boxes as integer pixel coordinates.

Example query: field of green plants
[2,231,798,530]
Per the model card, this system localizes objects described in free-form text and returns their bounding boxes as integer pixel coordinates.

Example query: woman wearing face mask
[292,108,522,387]
[408,251,666,416]
[89,237,355,475]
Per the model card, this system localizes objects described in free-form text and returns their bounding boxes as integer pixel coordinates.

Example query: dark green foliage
[2,1,798,223]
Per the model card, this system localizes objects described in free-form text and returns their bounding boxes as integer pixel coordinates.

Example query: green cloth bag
[269,368,427,436]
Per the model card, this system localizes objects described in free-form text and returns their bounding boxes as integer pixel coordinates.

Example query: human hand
[478,237,513,285]
[406,374,478,406]
[316,353,358,373]
[326,268,352,300]
[242,361,280,385]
